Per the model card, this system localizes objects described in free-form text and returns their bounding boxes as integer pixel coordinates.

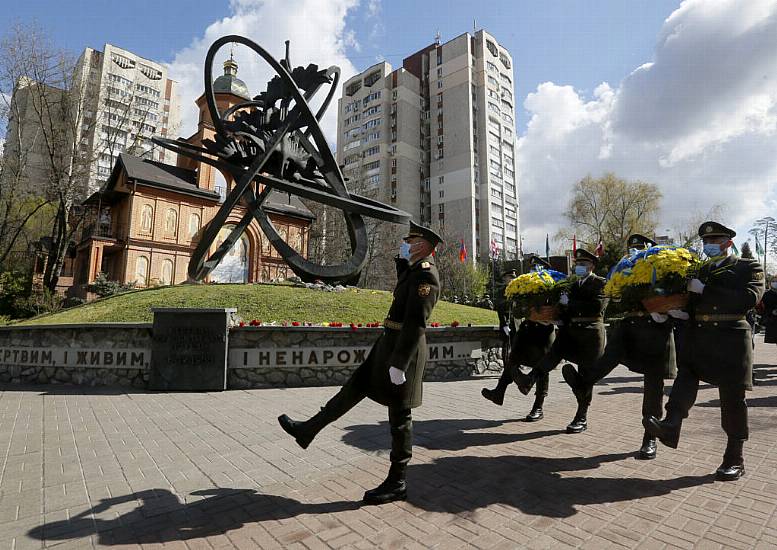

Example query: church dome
[212,56,250,100]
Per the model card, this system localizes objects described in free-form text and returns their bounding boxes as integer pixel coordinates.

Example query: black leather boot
[642,412,681,449]
[278,406,332,449]
[566,404,588,434]
[481,387,505,406]
[363,463,407,505]
[525,396,544,422]
[716,439,745,481]
[637,432,657,460]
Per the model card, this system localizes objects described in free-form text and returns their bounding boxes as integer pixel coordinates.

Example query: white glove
[650,312,668,323]
[688,278,705,294]
[772,309,777,316]
[502,326,510,336]
[667,309,690,320]
[388,366,406,385]
[559,293,569,306]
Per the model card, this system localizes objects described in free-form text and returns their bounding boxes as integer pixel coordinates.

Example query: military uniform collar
[410,255,435,270]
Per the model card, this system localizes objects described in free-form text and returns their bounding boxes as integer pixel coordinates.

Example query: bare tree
[559,173,662,252]
[671,204,727,251]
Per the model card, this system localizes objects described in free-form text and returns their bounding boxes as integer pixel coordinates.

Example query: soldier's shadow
[407,454,715,518]
[28,488,360,545]
[340,418,565,452]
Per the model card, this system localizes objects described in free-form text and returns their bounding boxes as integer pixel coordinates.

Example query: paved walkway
[2,340,777,549]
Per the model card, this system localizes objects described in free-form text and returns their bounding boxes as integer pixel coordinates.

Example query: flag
[545,234,550,260]
[594,240,604,257]
[490,239,499,259]
[458,238,468,263]
[572,234,577,255]
[732,241,739,256]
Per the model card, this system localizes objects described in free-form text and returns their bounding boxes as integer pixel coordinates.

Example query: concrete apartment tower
[336,30,519,266]
[74,44,180,194]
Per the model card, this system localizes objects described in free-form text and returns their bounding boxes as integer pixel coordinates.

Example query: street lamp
[756,217,776,272]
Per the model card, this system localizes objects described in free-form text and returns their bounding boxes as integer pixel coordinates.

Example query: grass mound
[17,283,498,326]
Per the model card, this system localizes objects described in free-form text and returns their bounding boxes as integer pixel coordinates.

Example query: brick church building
[58,58,314,297]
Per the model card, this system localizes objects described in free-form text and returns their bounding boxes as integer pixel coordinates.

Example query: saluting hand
[389,366,406,385]
[688,278,705,294]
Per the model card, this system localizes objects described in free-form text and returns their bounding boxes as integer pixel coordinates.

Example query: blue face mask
[703,243,722,258]
[399,242,412,260]
[574,265,589,277]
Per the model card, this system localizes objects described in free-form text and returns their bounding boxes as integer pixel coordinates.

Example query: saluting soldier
[515,249,607,433]
[278,221,442,504]
[563,234,677,459]
[482,257,557,421]
[644,221,765,481]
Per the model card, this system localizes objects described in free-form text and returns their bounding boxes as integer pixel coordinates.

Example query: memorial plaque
[149,308,235,391]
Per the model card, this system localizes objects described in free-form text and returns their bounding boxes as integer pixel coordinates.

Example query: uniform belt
[384,319,403,330]
[694,314,745,322]
[622,311,648,318]
[570,317,602,323]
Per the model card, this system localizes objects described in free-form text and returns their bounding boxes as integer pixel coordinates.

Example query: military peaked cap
[405,220,443,247]
[627,234,656,248]
[501,268,517,278]
[698,221,736,239]
[575,248,598,264]
[530,256,551,269]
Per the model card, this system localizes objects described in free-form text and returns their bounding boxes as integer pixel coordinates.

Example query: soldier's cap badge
[418,283,432,297]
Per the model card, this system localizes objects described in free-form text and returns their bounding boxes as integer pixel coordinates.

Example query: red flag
[594,240,604,257]
[573,234,577,255]
[458,239,468,263]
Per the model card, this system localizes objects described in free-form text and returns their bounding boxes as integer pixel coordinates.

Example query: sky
[4,0,777,257]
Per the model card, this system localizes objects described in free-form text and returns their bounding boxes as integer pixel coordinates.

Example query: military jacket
[761,288,777,344]
[509,319,556,368]
[556,274,607,366]
[359,255,441,408]
[679,256,764,388]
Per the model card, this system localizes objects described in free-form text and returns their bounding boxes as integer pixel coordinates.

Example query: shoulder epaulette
[421,261,431,270]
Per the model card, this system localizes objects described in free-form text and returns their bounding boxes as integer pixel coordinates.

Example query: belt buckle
[701,314,710,321]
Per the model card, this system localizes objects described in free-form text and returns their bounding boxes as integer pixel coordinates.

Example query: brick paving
[1,339,776,549]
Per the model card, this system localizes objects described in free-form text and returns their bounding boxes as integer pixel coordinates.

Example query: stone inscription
[230,341,482,369]
[0,347,150,369]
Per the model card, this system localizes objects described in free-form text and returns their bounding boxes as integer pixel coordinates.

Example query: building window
[437,80,443,89]
[164,208,178,236]
[135,256,149,286]
[161,259,174,285]
[189,213,200,238]
[140,205,153,233]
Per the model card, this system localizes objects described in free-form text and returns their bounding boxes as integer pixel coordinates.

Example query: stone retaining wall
[0,324,502,389]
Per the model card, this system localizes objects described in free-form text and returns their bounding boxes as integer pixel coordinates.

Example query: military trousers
[495,363,548,398]
[583,337,665,420]
[665,366,749,441]
[316,374,413,466]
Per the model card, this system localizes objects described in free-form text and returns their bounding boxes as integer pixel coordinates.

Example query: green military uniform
[518,249,607,432]
[564,234,677,458]
[645,221,765,481]
[278,221,442,504]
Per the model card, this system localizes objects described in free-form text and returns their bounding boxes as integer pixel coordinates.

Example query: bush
[88,272,136,298]
[62,296,87,309]
[13,290,63,318]
[0,271,31,316]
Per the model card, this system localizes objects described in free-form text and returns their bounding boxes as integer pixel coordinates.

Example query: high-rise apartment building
[336,30,519,264]
[74,44,180,194]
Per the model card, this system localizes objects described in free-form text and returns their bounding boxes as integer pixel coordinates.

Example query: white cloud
[167,0,360,145]
[518,0,777,253]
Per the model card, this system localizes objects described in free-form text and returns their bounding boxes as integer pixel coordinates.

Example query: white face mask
[399,242,412,260]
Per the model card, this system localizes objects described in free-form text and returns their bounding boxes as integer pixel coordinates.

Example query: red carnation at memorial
[291,321,300,327]
[249,320,261,326]
[451,320,460,327]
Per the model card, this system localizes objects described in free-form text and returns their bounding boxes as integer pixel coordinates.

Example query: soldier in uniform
[277,221,442,504]
[758,276,777,346]
[495,268,518,368]
[563,234,677,459]
[644,221,765,481]
[482,257,557,421]
[514,249,607,433]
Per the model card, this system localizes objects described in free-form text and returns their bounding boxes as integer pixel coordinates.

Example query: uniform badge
[705,225,712,233]
[418,283,431,297]
[753,271,764,281]
[421,261,430,269]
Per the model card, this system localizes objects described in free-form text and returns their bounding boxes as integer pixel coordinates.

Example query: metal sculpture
[153,35,411,283]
